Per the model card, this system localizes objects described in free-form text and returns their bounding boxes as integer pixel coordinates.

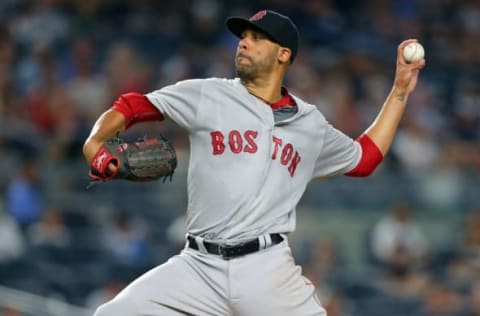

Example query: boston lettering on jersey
[210,130,301,177]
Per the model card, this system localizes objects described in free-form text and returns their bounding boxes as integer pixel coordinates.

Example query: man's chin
[237,73,256,84]
[236,63,259,81]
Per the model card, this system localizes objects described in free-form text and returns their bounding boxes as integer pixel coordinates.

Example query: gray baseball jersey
[93,78,362,316]
[146,77,361,242]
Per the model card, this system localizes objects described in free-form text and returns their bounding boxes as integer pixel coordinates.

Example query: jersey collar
[269,87,296,110]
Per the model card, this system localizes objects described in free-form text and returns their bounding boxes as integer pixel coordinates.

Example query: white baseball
[403,42,425,63]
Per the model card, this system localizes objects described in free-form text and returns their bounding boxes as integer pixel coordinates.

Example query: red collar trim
[269,87,296,110]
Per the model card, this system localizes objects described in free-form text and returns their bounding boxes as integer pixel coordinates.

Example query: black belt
[187,234,283,260]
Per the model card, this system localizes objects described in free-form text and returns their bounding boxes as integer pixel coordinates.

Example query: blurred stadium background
[0,0,479,315]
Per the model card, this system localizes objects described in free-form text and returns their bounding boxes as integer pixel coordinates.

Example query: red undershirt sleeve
[111,92,164,129]
[345,134,384,177]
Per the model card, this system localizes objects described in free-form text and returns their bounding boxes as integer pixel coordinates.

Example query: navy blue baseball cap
[226,10,299,62]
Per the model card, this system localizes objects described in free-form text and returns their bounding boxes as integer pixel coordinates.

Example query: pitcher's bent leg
[94,249,231,316]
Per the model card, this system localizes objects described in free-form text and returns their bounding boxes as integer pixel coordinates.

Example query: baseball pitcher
[83,9,425,316]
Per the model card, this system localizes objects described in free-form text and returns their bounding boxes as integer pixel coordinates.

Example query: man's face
[235,29,279,82]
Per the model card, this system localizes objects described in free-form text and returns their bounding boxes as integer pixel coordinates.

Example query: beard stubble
[235,52,276,84]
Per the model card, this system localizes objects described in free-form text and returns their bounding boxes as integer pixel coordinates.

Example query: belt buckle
[218,243,237,260]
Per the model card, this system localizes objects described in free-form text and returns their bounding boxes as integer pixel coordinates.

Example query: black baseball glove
[88,133,177,186]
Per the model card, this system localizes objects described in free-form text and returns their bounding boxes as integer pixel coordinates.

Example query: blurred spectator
[301,238,350,315]
[370,202,429,272]
[301,0,346,46]
[303,238,344,287]
[418,280,464,316]
[104,41,152,96]
[15,42,56,112]
[102,211,151,266]
[5,157,45,229]
[43,84,82,154]
[392,115,440,174]
[451,82,480,142]
[369,201,432,299]
[188,0,223,45]
[26,206,71,248]
[0,199,26,282]
[62,36,110,125]
[440,252,477,298]
[443,208,480,288]
[9,0,70,49]
[156,54,195,87]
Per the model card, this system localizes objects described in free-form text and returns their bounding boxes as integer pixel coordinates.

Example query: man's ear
[278,47,292,64]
